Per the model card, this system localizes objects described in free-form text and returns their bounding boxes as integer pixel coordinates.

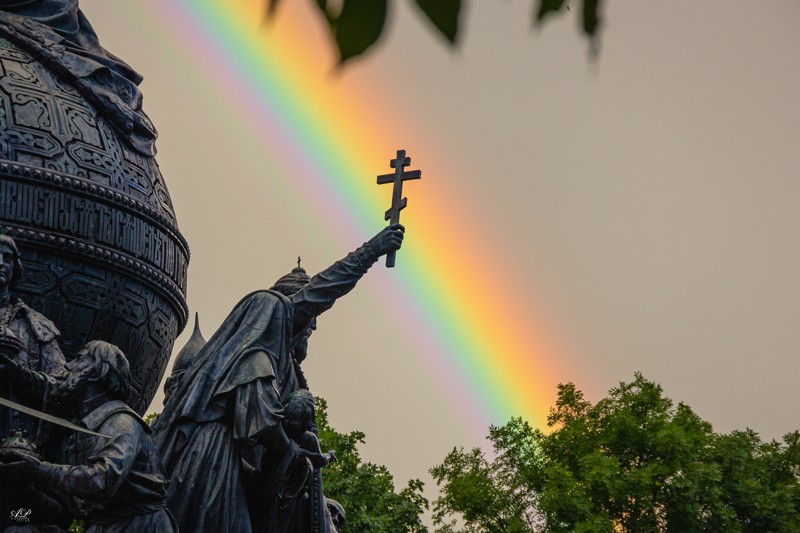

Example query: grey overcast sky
[82,0,800,514]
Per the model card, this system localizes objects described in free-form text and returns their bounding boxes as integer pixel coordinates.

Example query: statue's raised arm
[152,224,405,533]
[290,223,404,349]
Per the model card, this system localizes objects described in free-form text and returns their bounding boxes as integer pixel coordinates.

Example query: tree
[431,373,800,532]
[316,397,429,532]
[264,1,601,65]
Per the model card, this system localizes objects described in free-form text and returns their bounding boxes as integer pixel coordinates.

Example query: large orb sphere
[0,37,188,413]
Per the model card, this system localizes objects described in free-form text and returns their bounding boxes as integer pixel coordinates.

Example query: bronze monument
[0,340,175,532]
[0,2,423,531]
[0,0,189,415]
[152,224,405,532]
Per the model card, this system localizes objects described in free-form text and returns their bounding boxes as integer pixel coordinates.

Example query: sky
[81,0,800,517]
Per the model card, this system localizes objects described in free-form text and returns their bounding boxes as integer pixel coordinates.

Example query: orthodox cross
[377,149,421,267]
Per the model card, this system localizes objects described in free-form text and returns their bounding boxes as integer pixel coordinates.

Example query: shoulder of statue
[214,347,278,400]
[265,289,291,304]
[84,400,148,434]
[9,296,60,342]
[0,10,65,47]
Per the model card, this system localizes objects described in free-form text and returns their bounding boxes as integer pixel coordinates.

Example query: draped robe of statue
[0,0,158,154]
[152,245,380,533]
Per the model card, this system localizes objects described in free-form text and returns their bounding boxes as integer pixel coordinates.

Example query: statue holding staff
[152,224,404,533]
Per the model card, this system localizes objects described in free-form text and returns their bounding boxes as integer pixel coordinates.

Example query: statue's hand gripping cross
[377,149,421,267]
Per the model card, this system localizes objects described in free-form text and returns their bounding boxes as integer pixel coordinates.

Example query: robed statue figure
[152,224,405,533]
[0,341,175,532]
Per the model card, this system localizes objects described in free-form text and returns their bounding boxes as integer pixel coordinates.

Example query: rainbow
[127,0,566,434]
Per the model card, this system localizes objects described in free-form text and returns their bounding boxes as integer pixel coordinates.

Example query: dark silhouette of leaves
[535,0,567,22]
[413,0,462,44]
[333,0,389,64]
[535,1,602,56]
[582,0,600,36]
[536,0,601,37]
[264,0,603,66]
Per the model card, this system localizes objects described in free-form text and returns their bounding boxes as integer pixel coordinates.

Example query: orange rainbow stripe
[129,0,569,434]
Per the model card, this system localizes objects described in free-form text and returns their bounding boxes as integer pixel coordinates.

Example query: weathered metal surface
[0,36,188,413]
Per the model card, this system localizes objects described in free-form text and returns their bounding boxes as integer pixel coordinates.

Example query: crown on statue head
[270,257,311,296]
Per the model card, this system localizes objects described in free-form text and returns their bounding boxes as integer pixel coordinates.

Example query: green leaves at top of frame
[536,0,601,38]
[266,0,462,65]
[581,0,600,37]
[536,0,567,20]
[265,0,387,64]
[413,0,462,44]
[330,0,389,64]
[325,0,462,64]
[265,0,601,65]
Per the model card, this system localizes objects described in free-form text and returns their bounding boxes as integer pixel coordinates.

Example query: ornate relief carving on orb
[0,37,189,413]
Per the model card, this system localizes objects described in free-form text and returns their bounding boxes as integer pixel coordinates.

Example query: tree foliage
[264,0,601,65]
[431,373,800,532]
[316,397,429,532]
